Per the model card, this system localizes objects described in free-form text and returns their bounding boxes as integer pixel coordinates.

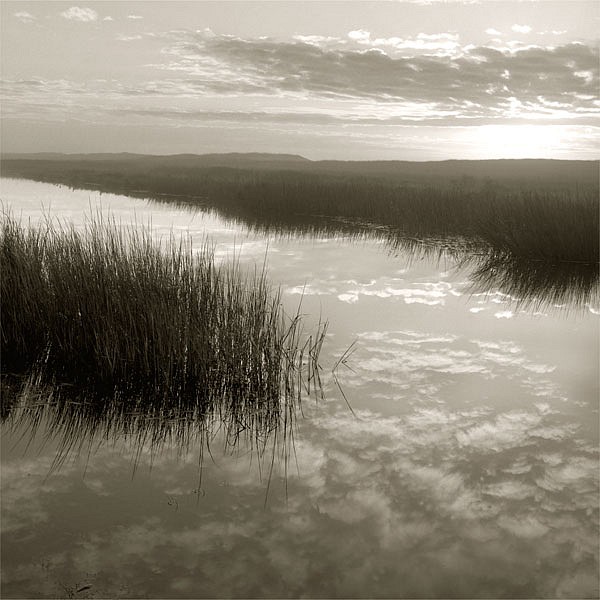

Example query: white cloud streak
[60,6,98,22]
[512,24,533,34]
[14,11,36,23]
[346,29,461,52]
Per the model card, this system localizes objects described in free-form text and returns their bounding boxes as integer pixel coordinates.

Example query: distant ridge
[1,152,311,163]
[1,152,145,161]
[1,152,598,187]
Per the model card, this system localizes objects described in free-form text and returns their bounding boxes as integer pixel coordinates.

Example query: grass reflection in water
[137,183,598,311]
[232,214,599,312]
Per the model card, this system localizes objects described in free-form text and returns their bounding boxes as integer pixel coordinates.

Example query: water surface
[1,178,598,598]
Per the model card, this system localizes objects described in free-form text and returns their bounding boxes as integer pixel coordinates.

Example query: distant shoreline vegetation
[1,213,327,458]
[1,154,598,267]
[1,153,598,309]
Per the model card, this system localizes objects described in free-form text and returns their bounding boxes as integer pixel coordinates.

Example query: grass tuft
[1,212,326,453]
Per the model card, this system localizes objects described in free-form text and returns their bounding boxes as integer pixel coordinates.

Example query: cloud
[286,282,337,296]
[2,29,598,142]
[103,16,114,22]
[348,29,370,42]
[14,11,35,23]
[512,24,532,34]
[117,34,143,42]
[346,29,461,53]
[1,455,77,534]
[337,280,450,306]
[127,14,144,20]
[293,34,339,46]
[60,6,98,22]
[337,329,558,392]
[154,30,598,123]
[485,28,502,36]
[287,277,460,306]
[6,392,596,598]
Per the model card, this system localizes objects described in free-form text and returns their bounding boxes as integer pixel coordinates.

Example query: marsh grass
[2,161,598,265]
[469,191,599,265]
[1,213,327,464]
[206,193,599,311]
[2,161,598,317]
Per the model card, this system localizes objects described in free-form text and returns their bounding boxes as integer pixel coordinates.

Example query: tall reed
[1,213,326,452]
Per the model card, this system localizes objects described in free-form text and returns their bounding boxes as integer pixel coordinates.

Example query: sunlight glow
[470,125,584,158]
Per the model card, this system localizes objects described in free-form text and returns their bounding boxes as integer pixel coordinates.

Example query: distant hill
[1,152,145,162]
[1,152,598,189]
[1,152,310,170]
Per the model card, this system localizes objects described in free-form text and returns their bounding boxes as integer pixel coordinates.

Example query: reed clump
[1,214,325,441]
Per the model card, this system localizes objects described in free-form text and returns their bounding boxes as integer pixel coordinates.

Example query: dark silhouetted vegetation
[1,214,327,458]
[2,154,598,266]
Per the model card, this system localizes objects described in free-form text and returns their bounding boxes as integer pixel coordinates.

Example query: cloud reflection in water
[2,334,597,598]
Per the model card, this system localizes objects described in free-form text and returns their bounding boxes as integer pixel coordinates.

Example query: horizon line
[2,151,599,163]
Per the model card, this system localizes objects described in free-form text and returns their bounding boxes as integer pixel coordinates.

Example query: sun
[471,125,570,159]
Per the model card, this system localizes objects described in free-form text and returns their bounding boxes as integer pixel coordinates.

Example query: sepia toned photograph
[1,1,598,598]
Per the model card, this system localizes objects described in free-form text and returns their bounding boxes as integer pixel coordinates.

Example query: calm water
[1,178,598,599]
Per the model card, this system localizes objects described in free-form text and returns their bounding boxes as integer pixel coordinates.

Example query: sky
[1,1,598,160]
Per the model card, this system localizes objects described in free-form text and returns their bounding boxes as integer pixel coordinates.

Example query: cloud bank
[153,29,598,123]
[1,24,598,157]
